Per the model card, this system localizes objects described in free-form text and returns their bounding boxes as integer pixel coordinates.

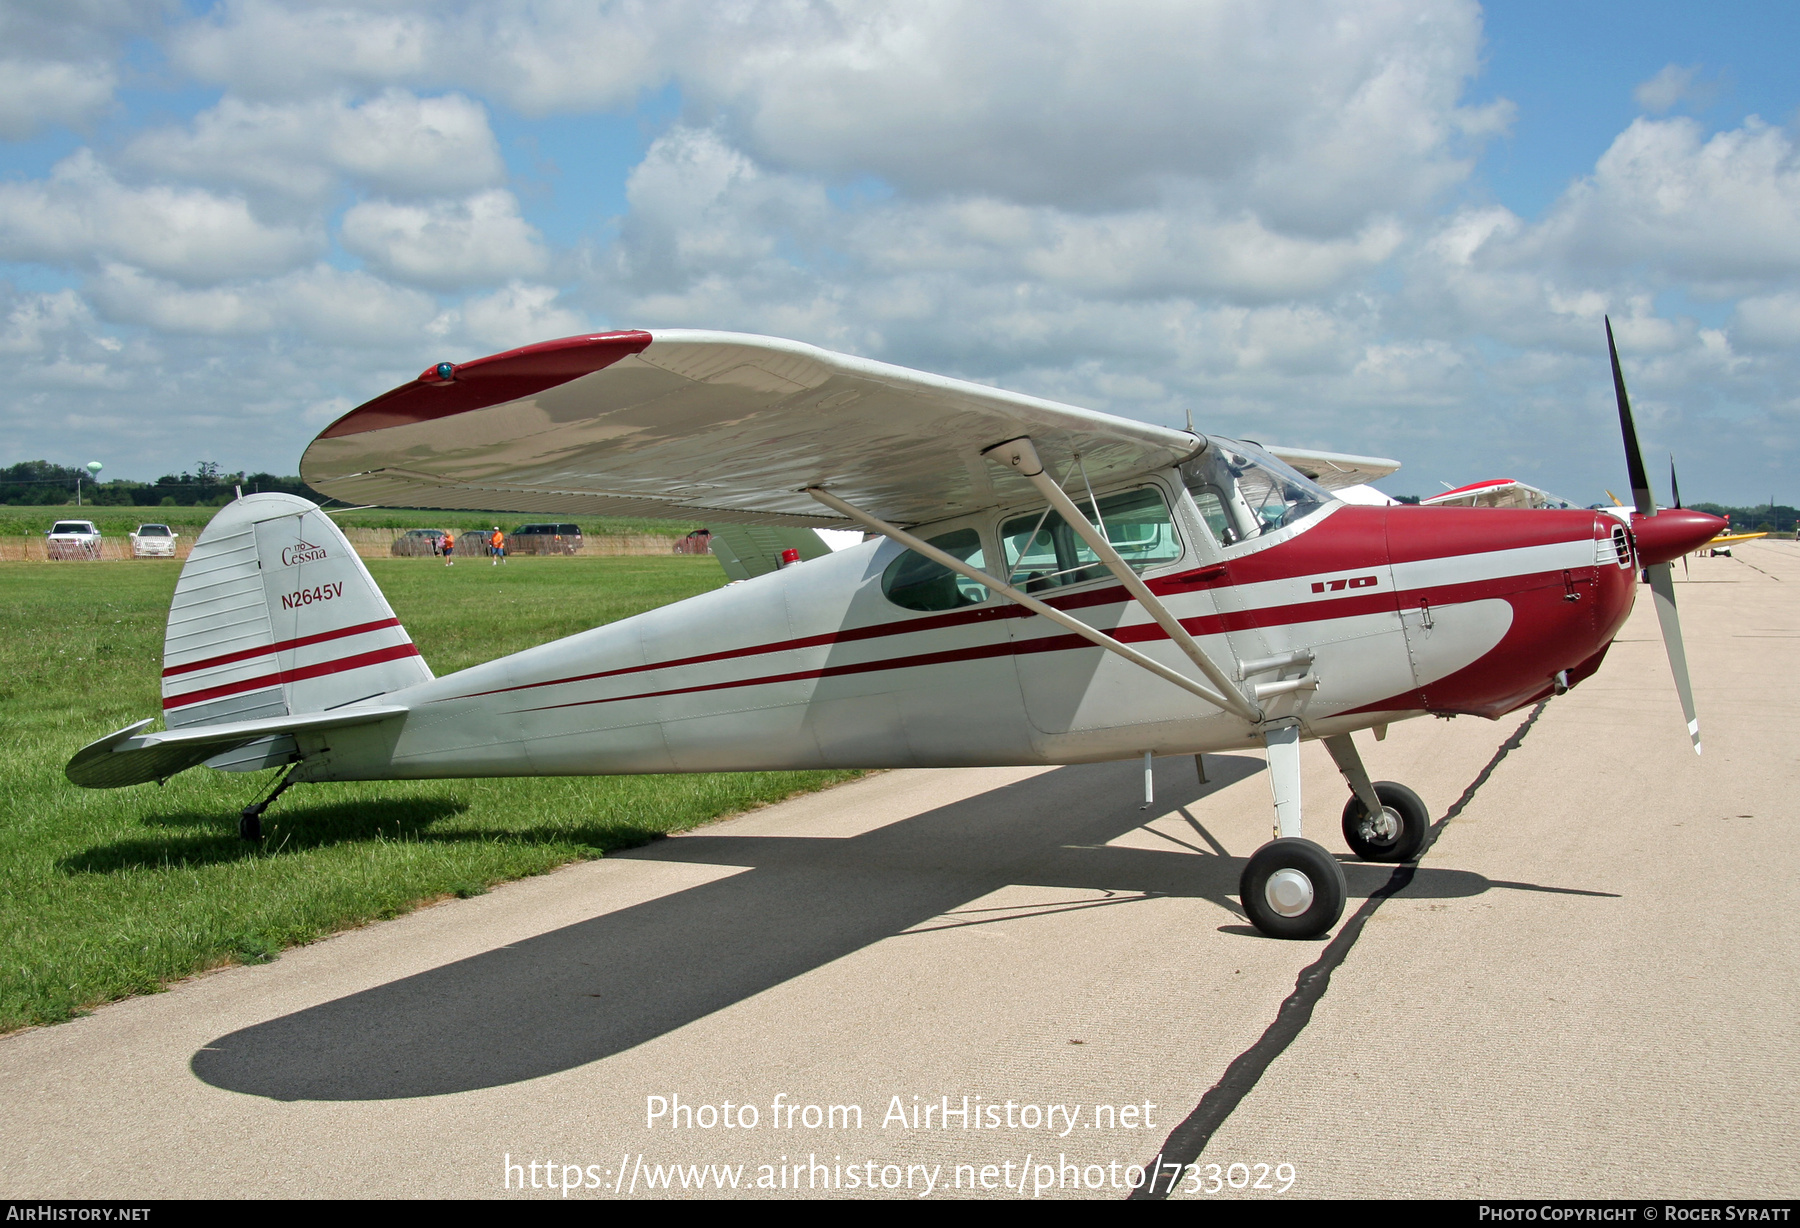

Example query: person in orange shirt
[442,530,455,566]
[490,527,506,565]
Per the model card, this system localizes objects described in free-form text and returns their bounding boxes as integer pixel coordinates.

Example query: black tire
[1340,781,1429,862]
[239,811,263,842]
[1240,838,1346,939]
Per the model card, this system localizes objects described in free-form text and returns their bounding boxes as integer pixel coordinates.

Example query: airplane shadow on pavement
[190,754,1611,1102]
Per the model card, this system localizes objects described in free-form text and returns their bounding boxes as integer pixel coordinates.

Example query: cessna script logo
[281,539,329,567]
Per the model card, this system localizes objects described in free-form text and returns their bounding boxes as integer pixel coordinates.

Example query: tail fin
[162,493,432,732]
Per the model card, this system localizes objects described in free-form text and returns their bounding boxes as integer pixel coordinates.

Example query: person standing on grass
[442,530,455,566]
[491,526,506,565]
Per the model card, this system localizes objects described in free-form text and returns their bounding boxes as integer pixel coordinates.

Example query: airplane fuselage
[294,485,1639,784]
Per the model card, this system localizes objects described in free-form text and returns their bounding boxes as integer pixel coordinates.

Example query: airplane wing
[302,330,1398,527]
[1422,479,1576,510]
[1262,446,1400,492]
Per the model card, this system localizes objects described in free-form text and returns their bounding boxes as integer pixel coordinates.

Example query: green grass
[0,556,863,1032]
[0,504,705,539]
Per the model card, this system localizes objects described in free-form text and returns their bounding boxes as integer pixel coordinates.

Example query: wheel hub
[1359,805,1400,845]
[1265,868,1314,917]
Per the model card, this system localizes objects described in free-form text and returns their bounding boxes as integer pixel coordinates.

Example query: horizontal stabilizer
[66,705,408,789]
[708,525,832,582]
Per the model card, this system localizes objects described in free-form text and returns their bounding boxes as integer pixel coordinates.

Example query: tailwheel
[1240,838,1346,940]
[1340,781,1429,863]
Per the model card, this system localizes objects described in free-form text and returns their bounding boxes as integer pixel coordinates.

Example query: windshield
[137,525,171,536]
[51,522,92,534]
[1180,439,1333,546]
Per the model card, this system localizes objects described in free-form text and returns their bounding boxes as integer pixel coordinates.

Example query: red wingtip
[319,330,653,439]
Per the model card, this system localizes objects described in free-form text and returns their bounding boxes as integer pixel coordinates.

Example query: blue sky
[3,1,1799,506]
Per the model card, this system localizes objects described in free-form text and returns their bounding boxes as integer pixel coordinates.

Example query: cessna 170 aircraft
[1423,478,1576,510]
[66,320,1724,939]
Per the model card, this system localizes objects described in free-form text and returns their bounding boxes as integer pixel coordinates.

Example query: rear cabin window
[1000,486,1181,593]
[881,528,990,612]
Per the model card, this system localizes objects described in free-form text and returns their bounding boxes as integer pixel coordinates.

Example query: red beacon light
[779,548,801,568]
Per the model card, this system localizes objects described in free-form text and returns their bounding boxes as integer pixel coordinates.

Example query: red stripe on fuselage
[503,565,1586,718]
[162,617,404,678]
[162,643,422,710]
[446,507,1601,707]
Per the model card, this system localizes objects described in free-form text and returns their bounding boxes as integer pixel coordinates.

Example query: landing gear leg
[1241,719,1346,939]
[239,764,298,842]
[1324,732,1428,862]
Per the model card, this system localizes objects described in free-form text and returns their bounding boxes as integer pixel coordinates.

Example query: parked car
[45,519,101,559]
[129,524,179,558]
[505,523,584,555]
[390,528,452,557]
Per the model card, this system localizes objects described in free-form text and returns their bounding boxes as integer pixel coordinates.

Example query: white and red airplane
[67,319,1723,939]
[1422,478,1576,510]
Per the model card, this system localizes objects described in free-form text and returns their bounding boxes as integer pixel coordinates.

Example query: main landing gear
[1238,723,1427,939]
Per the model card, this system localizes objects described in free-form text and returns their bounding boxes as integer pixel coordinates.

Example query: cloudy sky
[3,0,1797,504]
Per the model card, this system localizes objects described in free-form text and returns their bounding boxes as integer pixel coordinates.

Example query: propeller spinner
[1605,317,1723,754]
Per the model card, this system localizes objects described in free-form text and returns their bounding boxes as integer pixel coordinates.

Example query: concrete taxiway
[2,543,1796,1199]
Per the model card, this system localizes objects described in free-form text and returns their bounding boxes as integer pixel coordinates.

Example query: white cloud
[0,59,116,138]
[340,189,548,289]
[1526,117,1800,289]
[1731,294,1800,350]
[124,90,506,204]
[167,0,662,110]
[0,150,321,283]
[455,281,588,351]
[1633,64,1717,114]
[0,287,100,356]
[89,263,440,343]
[170,0,1499,234]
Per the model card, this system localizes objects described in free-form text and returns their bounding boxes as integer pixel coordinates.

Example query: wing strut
[983,437,1263,723]
[805,487,1251,718]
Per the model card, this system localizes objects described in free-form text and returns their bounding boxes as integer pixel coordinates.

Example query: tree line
[0,460,325,507]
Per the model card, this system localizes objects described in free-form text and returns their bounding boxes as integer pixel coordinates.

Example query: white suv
[46,520,101,560]
[130,524,179,558]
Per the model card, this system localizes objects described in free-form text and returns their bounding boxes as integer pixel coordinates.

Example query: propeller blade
[1673,455,1687,576]
[1646,562,1701,755]
[1607,317,1656,517]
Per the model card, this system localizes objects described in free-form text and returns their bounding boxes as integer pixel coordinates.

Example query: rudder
[161,494,433,743]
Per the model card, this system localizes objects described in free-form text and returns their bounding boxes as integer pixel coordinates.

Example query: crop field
[0,554,862,1033]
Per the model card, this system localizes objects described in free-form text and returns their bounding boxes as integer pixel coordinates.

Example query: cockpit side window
[1000,485,1182,593]
[1180,440,1333,546]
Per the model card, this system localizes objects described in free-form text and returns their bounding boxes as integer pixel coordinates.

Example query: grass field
[0,554,863,1032]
